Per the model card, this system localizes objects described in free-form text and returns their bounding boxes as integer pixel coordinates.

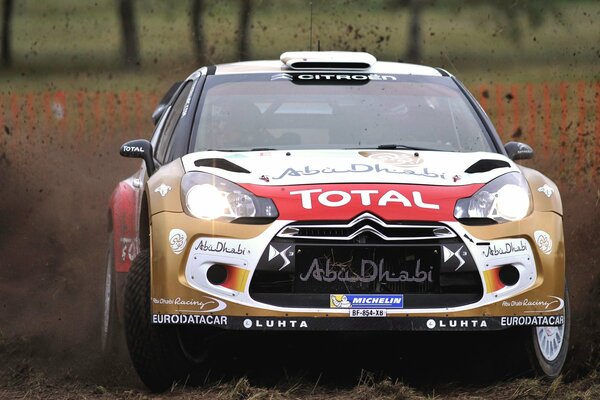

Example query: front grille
[277,213,455,241]
[249,214,483,309]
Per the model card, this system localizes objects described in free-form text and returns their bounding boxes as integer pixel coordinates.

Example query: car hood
[181,149,518,186]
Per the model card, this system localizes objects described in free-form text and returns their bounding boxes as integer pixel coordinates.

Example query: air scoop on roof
[280,51,376,70]
[194,158,250,173]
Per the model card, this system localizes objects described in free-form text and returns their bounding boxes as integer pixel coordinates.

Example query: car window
[154,81,193,164]
[192,74,494,153]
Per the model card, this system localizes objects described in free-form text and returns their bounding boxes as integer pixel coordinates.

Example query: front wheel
[124,250,196,392]
[101,232,121,357]
[526,285,571,378]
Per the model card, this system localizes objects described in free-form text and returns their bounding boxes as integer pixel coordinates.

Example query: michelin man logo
[330,295,352,308]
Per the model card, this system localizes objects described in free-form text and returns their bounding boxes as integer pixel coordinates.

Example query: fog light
[206,264,228,285]
[499,265,519,286]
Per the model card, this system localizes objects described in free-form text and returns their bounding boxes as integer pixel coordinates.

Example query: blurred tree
[1,0,13,67]
[118,0,140,68]
[389,0,562,64]
[191,0,205,64]
[238,0,252,61]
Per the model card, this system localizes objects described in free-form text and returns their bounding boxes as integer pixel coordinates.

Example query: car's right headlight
[454,172,532,224]
[181,172,278,223]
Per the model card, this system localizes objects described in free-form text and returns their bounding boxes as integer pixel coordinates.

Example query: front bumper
[149,210,565,331]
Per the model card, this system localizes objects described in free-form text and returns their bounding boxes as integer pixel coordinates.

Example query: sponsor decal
[426,318,489,329]
[359,151,423,167]
[534,231,553,255]
[481,240,527,258]
[330,294,404,309]
[537,184,554,198]
[268,245,292,270]
[152,314,227,325]
[501,296,564,313]
[500,315,564,327]
[272,164,446,181]
[152,296,227,312]
[242,318,308,329]
[154,183,172,197]
[122,145,144,153]
[194,239,248,255]
[301,258,433,283]
[295,73,396,81]
[169,229,187,254]
[442,245,465,271]
[290,188,439,210]
[119,236,140,262]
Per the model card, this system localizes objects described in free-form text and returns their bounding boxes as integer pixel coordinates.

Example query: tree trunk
[1,0,14,67]
[406,0,423,63]
[238,0,251,61]
[118,0,140,68]
[191,0,205,64]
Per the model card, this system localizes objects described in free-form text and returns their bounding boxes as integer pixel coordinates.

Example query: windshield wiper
[376,144,439,151]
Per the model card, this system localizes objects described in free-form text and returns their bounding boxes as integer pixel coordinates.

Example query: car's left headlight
[454,172,532,224]
[181,172,278,223]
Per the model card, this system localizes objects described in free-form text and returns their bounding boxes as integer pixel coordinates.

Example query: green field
[1,0,599,92]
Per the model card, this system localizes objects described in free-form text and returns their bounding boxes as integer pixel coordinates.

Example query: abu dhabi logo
[271,73,293,81]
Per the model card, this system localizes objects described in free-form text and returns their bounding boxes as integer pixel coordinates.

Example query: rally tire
[526,285,571,379]
[101,232,122,357]
[124,250,194,392]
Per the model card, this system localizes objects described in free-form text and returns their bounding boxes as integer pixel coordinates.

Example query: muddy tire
[526,285,571,378]
[101,232,121,357]
[124,250,194,392]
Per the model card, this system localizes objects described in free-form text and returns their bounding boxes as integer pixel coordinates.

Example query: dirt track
[0,134,598,398]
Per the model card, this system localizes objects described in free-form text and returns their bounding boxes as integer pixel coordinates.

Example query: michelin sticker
[534,230,553,255]
[330,294,404,309]
[169,229,187,254]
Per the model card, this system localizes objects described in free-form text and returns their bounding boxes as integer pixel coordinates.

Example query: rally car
[104,51,569,391]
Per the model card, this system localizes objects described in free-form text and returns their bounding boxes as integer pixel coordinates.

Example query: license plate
[350,309,387,318]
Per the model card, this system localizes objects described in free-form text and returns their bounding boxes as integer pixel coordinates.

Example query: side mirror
[120,139,156,176]
[504,141,534,161]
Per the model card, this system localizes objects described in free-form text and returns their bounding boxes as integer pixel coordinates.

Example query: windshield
[192,73,494,153]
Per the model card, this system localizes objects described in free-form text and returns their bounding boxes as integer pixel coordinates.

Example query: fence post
[495,84,505,139]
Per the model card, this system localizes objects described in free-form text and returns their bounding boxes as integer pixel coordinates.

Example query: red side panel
[109,180,140,273]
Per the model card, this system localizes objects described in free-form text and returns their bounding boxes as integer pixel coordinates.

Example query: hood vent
[194,158,250,173]
[465,159,510,174]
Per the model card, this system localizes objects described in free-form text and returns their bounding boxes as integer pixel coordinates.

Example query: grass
[1,0,599,93]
